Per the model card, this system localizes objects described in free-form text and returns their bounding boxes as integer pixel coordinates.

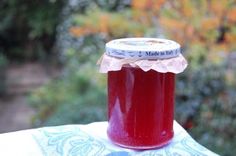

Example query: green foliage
[176,64,225,122]
[175,62,236,156]
[0,0,65,60]
[29,35,107,126]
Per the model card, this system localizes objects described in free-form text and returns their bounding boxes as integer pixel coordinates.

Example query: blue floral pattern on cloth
[33,126,114,156]
[32,122,219,156]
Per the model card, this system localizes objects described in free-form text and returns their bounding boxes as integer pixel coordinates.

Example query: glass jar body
[107,66,175,149]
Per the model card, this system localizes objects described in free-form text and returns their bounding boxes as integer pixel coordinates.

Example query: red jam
[107,66,175,149]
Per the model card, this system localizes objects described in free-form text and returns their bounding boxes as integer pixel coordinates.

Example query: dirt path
[0,95,36,133]
[0,63,59,133]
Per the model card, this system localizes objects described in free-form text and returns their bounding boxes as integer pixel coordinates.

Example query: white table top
[0,121,219,156]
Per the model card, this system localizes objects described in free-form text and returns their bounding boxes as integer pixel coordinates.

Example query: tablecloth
[0,121,219,156]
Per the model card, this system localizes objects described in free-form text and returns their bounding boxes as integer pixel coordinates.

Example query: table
[0,121,219,156]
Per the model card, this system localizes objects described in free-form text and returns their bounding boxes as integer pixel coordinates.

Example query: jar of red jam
[98,38,187,149]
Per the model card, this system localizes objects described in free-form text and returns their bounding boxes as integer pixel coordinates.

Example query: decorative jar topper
[98,38,187,73]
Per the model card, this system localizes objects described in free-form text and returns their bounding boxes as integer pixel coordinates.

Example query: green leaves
[0,0,64,60]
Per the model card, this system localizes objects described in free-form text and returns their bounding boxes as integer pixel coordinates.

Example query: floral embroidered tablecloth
[0,121,218,156]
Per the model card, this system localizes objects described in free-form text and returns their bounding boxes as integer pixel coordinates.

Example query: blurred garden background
[0,0,236,155]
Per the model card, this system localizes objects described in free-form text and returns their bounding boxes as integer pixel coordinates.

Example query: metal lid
[105,38,181,59]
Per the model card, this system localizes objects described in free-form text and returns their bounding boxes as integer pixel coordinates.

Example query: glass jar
[99,38,187,149]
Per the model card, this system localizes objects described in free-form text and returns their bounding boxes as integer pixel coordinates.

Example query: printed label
[106,38,181,59]
[106,48,181,59]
